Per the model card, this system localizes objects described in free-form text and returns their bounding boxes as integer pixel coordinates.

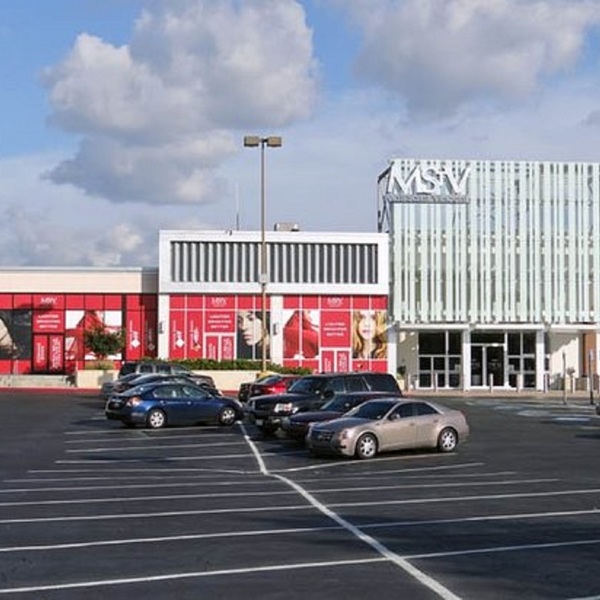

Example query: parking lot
[1,391,600,599]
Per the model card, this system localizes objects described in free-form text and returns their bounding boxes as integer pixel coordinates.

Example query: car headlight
[126,397,143,407]
[274,402,293,413]
[337,429,350,441]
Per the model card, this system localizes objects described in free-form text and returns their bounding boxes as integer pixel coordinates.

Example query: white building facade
[378,159,600,391]
[157,230,394,374]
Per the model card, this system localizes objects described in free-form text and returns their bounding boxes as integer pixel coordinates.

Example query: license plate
[255,419,263,426]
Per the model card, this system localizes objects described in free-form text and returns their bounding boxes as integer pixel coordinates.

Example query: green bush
[175,358,311,374]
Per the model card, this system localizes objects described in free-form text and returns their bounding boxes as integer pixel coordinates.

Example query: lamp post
[243,135,282,373]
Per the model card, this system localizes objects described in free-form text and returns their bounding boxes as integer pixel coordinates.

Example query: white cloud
[341,0,600,117]
[41,0,318,205]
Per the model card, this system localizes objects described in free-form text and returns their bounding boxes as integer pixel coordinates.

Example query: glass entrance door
[471,344,505,387]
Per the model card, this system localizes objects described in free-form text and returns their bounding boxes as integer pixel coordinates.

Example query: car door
[376,402,417,451]
[413,402,443,446]
[150,384,184,424]
[179,384,216,423]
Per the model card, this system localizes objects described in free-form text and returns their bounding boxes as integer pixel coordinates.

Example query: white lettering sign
[390,163,471,197]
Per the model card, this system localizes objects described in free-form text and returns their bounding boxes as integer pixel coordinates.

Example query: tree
[83,326,125,361]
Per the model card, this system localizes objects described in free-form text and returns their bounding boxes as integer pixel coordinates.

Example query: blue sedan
[105,381,243,429]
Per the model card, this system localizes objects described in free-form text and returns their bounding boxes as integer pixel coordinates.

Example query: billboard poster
[65,309,123,361]
[0,309,32,360]
[321,311,351,348]
[33,335,47,371]
[170,312,186,359]
[187,310,203,358]
[49,335,64,371]
[351,310,388,360]
[282,309,320,359]
[126,312,143,360]
[33,310,64,333]
[236,308,270,360]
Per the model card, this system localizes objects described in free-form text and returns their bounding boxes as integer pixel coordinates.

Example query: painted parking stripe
[1,507,599,554]
[239,423,461,600]
[0,557,387,595]
[0,477,558,507]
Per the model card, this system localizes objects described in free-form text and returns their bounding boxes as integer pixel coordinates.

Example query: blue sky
[2,0,600,267]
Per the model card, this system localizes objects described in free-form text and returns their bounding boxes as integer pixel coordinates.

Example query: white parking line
[0,477,558,507]
[66,441,246,453]
[5,486,599,525]
[0,558,387,595]
[1,507,598,554]
[239,422,462,600]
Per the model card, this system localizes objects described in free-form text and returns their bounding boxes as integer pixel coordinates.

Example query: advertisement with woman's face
[237,310,270,360]
[352,310,388,359]
[0,310,32,359]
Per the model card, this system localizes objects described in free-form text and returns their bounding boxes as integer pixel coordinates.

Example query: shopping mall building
[0,158,598,392]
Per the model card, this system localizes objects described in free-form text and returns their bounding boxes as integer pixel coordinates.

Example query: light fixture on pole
[243,135,282,372]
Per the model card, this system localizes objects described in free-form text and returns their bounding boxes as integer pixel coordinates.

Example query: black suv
[245,372,401,434]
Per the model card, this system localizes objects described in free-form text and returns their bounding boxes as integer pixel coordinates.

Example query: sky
[2,0,600,268]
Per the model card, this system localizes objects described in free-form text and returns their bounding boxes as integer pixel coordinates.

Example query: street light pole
[243,135,282,373]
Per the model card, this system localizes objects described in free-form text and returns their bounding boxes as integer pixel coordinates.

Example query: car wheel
[437,427,458,453]
[355,433,378,459]
[146,408,167,429]
[218,407,237,426]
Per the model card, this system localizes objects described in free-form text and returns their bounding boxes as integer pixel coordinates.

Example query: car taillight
[126,397,143,407]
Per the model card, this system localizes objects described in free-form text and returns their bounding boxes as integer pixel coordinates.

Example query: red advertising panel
[84,295,104,310]
[126,312,143,360]
[206,335,219,360]
[187,310,203,358]
[336,350,351,372]
[33,310,64,333]
[206,295,235,310]
[322,296,350,310]
[104,295,122,310]
[321,350,335,373]
[188,296,203,309]
[33,295,64,310]
[170,312,186,359]
[221,336,235,361]
[65,295,85,309]
[49,335,64,371]
[144,313,157,357]
[321,311,351,347]
[33,335,48,371]
[205,310,235,333]
[371,296,388,310]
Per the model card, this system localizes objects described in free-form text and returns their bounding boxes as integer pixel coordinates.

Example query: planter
[75,369,118,389]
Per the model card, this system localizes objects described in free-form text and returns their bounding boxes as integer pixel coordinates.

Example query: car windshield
[347,400,396,420]
[288,377,325,394]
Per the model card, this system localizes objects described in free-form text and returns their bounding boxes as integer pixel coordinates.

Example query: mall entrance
[417,330,538,390]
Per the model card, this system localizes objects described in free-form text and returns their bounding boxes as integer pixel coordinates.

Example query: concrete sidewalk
[408,388,600,407]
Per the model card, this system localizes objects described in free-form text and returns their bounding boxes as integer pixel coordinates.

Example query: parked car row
[103,361,238,430]
[101,365,469,461]
[243,371,469,460]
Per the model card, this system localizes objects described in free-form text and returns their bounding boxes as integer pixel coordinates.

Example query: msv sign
[388,162,471,203]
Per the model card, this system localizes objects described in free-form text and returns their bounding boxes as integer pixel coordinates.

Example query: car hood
[290,410,343,423]
[312,416,369,431]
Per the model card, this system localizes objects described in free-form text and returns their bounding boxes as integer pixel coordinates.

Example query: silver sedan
[306,397,469,459]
